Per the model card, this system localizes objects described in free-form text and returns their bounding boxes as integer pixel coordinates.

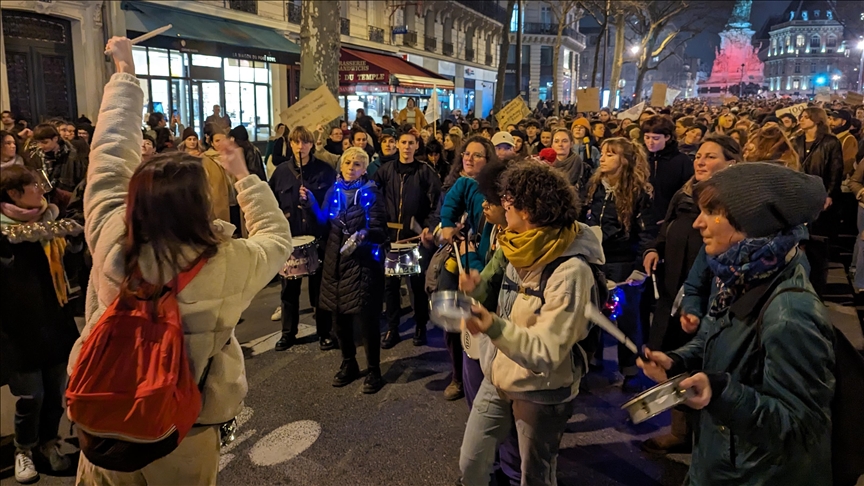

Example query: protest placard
[425,88,440,127]
[616,101,645,121]
[665,89,681,106]
[846,91,863,105]
[650,83,667,107]
[279,84,343,130]
[576,88,600,113]
[496,97,530,128]
[775,103,807,119]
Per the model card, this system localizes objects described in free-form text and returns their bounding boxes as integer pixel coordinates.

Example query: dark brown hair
[587,138,654,232]
[744,126,799,170]
[0,165,37,204]
[32,123,59,142]
[700,134,743,163]
[121,153,220,305]
[693,179,742,231]
[444,135,498,187]
[498,160,580,229]
[640,115,675,139]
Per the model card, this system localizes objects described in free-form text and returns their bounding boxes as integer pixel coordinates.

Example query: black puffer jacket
[372,159,442,241]
[647,141,694,225]
[794,132,844,237]
[269,155,337,239]
[582,181,656,265]
[315,177,388,314]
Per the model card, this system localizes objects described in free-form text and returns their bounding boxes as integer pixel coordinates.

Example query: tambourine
[620,373,696,424]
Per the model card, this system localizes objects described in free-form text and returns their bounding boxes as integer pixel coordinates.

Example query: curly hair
[586,138,653,232]
[497,160,580,229]
[744,126,799,171]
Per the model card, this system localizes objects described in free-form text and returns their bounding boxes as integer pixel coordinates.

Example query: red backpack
[67,258,208,472]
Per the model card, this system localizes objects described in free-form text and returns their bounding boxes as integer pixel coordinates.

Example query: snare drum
[280,235,320,279]
[621,373,696,424]
[384,243,421,276]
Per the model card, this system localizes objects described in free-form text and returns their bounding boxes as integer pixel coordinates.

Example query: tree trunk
[589,20,606,88]
[607,14,625,108]
[494,0,517,111]
[553,25,563,116]
[300,0,340,106]
[515,0,522,97]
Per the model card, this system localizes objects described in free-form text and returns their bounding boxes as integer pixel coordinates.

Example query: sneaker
[381,330,401,349]
[15,449,38,484]
[362,367,385,394]
[413,324,427,346]
[275,333,295,351]
[333,359,361,387]
[40,441,71,472]
[271,306,282,321]
[443,380,464,401]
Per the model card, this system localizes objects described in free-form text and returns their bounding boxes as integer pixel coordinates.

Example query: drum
[279,235,320,279]
[430,290,479,333]
[385,243,421,276]
[620,373,696,424]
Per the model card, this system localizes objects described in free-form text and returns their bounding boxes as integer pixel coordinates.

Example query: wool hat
[228,125,249,142]
[703,162,827,238]
[570,117,591,131]
[181,127,198,141]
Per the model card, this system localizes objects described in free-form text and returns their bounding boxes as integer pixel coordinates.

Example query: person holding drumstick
[269,126,337,352]
[638,163,834,485]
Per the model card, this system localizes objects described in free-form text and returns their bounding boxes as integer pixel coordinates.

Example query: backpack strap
[500,255,576,315]
[175,257,209,294]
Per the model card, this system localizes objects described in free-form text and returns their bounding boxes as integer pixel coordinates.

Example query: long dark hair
[121,153,220,306]
[443,135,498,187]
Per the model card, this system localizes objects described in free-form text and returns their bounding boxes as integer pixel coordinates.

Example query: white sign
[617,101,646,121]
[665,89,681,106]
[775,103,807,119]
[425,87,440,126]
[279,85,343,130]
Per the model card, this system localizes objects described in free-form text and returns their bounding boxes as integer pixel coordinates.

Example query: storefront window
[133,46,149,76]
[170,50,187,78]
[192,54,223,68]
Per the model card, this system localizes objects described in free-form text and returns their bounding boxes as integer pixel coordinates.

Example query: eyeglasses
[462,152,486,160]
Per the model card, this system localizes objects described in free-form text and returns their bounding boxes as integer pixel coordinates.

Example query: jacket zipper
[396,174,406,241]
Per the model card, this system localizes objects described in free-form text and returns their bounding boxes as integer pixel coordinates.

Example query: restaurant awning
[340,48,454,89]
[122,1,300,65]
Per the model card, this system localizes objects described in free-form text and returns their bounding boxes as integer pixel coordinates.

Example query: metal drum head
[430,291,479,333]
[292,235,316,248]
[621,373,695,424]
[385,244,421,276]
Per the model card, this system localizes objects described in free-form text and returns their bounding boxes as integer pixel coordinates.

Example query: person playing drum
[269,126,337,352]
[303,147,389,393]
[638,163,834,485]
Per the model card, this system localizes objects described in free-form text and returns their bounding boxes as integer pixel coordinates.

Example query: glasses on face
[462,152,486,160]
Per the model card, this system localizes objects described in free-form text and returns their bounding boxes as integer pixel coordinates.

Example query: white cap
[491,131,515,147]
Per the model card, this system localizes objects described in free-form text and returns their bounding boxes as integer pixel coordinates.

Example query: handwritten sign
[616,101,645,121]
[496,97,530,129]
[775,103,807,119]
[845,91,863,105]
[279,84,343,130]
[650,83,668,108]
[576,88,600,113]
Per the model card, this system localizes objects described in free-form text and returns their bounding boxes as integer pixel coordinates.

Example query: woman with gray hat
[638,162,834,485]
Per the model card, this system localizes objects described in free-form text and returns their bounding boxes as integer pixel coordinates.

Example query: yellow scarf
[497,223,579,272]
[43,237,69,306]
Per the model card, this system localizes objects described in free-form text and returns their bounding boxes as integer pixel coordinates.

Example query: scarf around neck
[706,225,807,317]
[0,198,51,223]
[497,222,578,272]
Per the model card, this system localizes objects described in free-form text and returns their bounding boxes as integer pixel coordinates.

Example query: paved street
[1,264,861,486]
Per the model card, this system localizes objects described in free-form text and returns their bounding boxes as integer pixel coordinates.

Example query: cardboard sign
[575,87,600,113]
[650,83,667,107]
[722,95,739,104]
[845,91,863,105]
[616,101,645,121]
[665,88,681,106]
[279,84,343,130]
[496,97,530,128]
[775,103,807,119]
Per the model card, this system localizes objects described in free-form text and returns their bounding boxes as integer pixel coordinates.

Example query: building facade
[763,0,856,97]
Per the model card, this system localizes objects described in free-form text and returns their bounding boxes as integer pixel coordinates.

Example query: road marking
[244,324,317,357]
[248,420,322,466]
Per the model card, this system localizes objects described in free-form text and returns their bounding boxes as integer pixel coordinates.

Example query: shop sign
[231,51,277,63]
[340,59,389,84]
[464,68,476,78]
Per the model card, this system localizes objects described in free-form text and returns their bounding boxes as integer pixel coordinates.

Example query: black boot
[362,367,384,394]
[381,330,401,349]
[332,359,360,387]
[274,333,295,352]
[413,324,427,346]
[319,336,337,351]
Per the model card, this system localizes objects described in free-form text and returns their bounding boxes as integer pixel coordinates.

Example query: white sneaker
[15,449,38,484]
[271,306,282,321]
[40,441,71,472]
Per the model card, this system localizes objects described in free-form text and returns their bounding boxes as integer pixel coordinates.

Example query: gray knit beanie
[701,162,827,238]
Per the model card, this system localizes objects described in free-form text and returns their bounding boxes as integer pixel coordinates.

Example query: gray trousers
[459,378,573,486]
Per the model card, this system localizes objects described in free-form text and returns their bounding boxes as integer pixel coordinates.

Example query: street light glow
[815,76,827,85]
[832,75,841,81]
[630,45,640,54]
[858,39,864,50]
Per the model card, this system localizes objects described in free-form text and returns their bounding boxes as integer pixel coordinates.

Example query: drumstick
[651,274,660,300]
[452,242,465,275]
[584,303,649,362]
[105,25,173,54]
[394,235,422,244]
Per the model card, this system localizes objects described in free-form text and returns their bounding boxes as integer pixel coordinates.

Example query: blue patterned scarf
[706,225,808,317]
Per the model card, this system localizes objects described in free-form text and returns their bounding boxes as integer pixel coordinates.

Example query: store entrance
[191,81,223,139]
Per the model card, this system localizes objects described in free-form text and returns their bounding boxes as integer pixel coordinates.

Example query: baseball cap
[491,131,515,147]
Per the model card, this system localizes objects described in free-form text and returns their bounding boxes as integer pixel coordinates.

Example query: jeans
[334,306,381,369]
[855,206,864,290]
[7,362,68,450]
[280,266,332,339]
[460,378,573,486]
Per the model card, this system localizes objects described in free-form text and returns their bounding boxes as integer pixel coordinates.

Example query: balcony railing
[340,17,351,36]
[521,23,587,45]
[466,49,475,62]
[424,36,437,52]
[443,42,454,56]
[228,0,256,14]
[453,0,508,24]
[485,53,493,66]
[368,26,384,43]
[287,3,301,24]
[403,30,417,47]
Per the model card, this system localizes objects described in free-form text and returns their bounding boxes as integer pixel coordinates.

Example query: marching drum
[621,373,696,424]
[384,243,421,276]
[279,235,320,279]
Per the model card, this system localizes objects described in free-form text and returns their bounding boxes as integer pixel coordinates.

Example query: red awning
[339,48,453,89]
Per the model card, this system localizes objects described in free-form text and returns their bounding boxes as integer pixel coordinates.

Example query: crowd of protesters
[1,34,863,486]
